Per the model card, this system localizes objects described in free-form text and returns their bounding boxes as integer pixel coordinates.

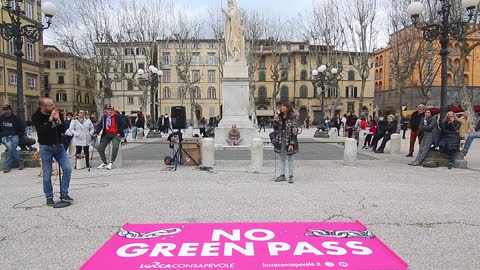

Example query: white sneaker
[97,163,108,169]
[106,162,114,170]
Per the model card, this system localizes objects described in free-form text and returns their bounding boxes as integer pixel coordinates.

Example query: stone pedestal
[328,128,338,139]
[0,150,40,169]
[390,134,401,155]
[343,138,358,167]
[201,138,215,167]
[137,129,144,141]
[250,138,263,172]
[424,150,467,169]
[146,130,162,138]
[215,61,256,147]
[314,128,330,138]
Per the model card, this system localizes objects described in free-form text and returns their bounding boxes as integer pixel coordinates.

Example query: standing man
[92,105,125,170]
[0,104,25,173]
[258,117,266,132]
[121,111,131,140]
[31,98,73,206]
[406,104,425,157]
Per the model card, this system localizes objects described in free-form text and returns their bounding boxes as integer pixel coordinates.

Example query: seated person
[462,117,480,156]
[226,124,243,146]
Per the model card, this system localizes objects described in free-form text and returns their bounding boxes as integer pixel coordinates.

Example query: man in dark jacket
[407,104,425,157]
[0,104,25,173]
[92,105,126,170]
[371,116,388,152]
[31,98,73,206]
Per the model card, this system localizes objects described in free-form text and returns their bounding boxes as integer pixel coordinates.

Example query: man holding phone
[32,98,73,206]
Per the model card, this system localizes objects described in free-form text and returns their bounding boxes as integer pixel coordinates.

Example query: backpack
[360,119,367,129]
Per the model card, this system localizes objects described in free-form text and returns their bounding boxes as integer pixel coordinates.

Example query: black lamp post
[0,1,57,122]
[407,0,480,120]
[312,64,338,130]
[138,65,162,127]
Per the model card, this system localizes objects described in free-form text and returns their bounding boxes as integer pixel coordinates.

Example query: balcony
[255,97,271,103]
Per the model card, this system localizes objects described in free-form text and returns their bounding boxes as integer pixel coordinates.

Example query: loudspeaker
[171,106,186,129]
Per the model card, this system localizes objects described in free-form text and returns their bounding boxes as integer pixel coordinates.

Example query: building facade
[0,0,45,119]
[44,46,96,117]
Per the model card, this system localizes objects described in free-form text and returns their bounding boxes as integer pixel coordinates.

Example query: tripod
[168,130,199,171]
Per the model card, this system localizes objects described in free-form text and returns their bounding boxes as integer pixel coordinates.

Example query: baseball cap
[105,104,114,110]
[2,104,12,110]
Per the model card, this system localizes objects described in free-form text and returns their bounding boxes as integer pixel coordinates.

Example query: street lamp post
[0,1,57,122]
[312,65,338,132]
[137,65,162,128]
[407,0,480,120]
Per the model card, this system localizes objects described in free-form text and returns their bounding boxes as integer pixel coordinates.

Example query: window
[100,48,111,55]
[162,53,171,66]
[8,39,15,56]
[208,43,217,49]
[347,70,355,81]
[55,61,67,69]
[208,87,216,99]
[258,86,267,100]
[127,80,134,90]
[56,92,67,102]
[125,63,134,73]
[191,87,201,99]
[208,70,216,83]
[300,70,308,81]
[299,45,305,50]
[280,86,289,102]
[281,71,288,81]
[259,55,266,68]
[45,60,51,69]
[300,85,308,98]
[27,76,36,88]
[162,70,171,83]
[259,71,266,81]
[281,56,289,68]
[192,70,201,82]
[328,87,338,98]
[138,63,145,70]
[127,97,134,105]
[192,53,201,65]
[58,75,64,84]
[26,42,35,61]
[193,43,200,49]
[139,97,144,105]
[76,93,82,103]
[286,44,291,51]
[347,102,355,113]
[136,47,146,55]
[301,55,307,65]
[178,87,186,99]
[9,73,17,85]
[163,87,171,99]
[346,86,357,98]
[85,94,90,104]
[209,107,215,115]
[125,48,134,55]
[76,77,81,86]
[207,53,216,65]
[25,1,34,19]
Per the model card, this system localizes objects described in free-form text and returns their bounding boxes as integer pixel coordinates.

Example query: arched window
[208,87,216,99]
[300,85,308,98]
[259,71,266,81]
[85,94,90,104]
[258,86,267,100]
[280,85,289,102]
[163,87,171,99]
[76,93,82,103]
[178,87,186,99]
[348,70,355,81]
[191,86,201,99]
[300,70,308,81]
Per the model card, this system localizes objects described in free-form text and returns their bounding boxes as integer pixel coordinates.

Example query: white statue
[222,0,245,62]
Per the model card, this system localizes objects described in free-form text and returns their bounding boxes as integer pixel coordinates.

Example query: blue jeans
[438,138,457,164]
[123,129,129,139]
[463,132,480,152]
[26,126,33,135]
[132,127,138,139]
[279,141,294,177]
[2,135,22,168]
[39,145,72,199]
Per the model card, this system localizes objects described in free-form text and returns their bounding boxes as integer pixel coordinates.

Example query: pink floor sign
[81,221,408,270]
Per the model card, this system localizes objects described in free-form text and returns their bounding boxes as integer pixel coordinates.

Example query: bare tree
[409,41,441,105]
[343,0,378,116]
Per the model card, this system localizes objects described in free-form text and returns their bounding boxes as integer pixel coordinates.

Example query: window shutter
[346,87,349,97]
[354,87,358,98]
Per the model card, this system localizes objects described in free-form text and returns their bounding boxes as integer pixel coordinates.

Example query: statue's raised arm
[223,0,245,62]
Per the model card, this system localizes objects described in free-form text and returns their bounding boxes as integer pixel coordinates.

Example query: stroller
[205,126,215,137]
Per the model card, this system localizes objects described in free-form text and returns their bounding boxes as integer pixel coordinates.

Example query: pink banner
[81,221,407,270]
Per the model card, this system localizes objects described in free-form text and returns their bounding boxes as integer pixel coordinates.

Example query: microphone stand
[51,115,71,208]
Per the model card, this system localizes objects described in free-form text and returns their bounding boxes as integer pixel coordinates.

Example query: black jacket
[383,120,398,139]
[94,113,126,138]
[0,113,25,137]
[31,109,64,145]
[377,118,388,136]
[134,117,145,129]
[409,111,425,132]
[441,120,461,151]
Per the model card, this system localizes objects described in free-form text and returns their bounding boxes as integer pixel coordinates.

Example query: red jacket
[369,123,378,134]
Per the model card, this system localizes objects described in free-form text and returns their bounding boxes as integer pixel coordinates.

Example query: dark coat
[420,116,440,146]
[0,113,25,137]
[441,120,461,151]
[94,113,126,138]
[383,120,397,140]
[377,118,388,136]
[273,110,300,155]
[409,111,425,132]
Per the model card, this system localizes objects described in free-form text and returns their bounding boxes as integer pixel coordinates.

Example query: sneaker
[60,194,74,202]
[106,162,114,170]
[375,150,384,153]
[275,175,286,182]
[362,146,367,149]
[288,176,294,184]
[18,162,24,170]
[46,197,54,206]
[448,163,454,170]
[405,153,413,157]
[97,163,108,169]
[3,168,11,173]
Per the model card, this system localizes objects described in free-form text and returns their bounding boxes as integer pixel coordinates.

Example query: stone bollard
[329,128,338,140]
[201,138,215,168]
[187,126,194,138]
[106,142,123,167]
[250,138,264,172]
[343,138,358,167]
[390,134,401,155]
[137,128,144,141]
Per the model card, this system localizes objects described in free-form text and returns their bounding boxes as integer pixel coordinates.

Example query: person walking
[258,117,266,132]
[406,104,426,157]
[273,102,299,184]
[375,114,397,153]
[0,104,25,173]
[31,98,73,206]
[438,111,461,169]
[68,109,94,169]
[409,109,439,166]
[92,105,126,170]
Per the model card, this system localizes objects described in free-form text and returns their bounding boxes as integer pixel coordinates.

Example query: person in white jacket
[68,109,94,169]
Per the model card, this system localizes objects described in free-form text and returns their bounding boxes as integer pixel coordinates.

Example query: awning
[256,110,274,116]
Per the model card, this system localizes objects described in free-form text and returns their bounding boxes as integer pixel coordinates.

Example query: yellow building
[0,0,45,119]
[44,45,96,117]
[374,28,480,114]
